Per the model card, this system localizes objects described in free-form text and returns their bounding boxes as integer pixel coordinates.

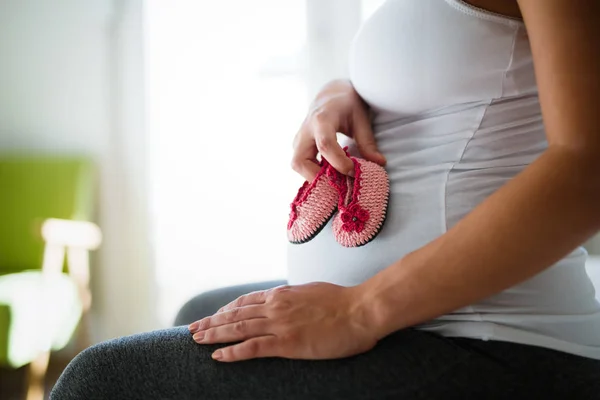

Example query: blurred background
[0,0,598,398]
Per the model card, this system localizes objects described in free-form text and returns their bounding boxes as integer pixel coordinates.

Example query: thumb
[352,109,386,166]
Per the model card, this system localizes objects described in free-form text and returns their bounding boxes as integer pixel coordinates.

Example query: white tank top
[287,0,600,359]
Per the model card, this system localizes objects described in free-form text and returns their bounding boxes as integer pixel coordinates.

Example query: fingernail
[188,322,199,332]
[193,332,205,342]
[212,350,222,360]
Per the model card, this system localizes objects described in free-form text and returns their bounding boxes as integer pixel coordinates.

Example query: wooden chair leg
[66,247,93,352]
[25,351,50,400]
[75,310,93,353]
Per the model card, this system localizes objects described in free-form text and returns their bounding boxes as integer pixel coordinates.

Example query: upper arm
[516,0,599,153]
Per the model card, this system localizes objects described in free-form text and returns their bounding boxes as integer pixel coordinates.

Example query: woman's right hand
[292,79,386,182]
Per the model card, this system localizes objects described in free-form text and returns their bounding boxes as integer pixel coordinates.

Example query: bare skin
[189,0,600,362]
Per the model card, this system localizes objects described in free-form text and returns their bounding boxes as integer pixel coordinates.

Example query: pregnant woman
[51,0,600,398]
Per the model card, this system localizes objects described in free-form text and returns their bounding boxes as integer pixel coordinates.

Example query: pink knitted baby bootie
[287,160,339,244]
[330,157,389,247]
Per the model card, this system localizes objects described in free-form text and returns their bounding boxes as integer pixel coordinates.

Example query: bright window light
[145,0,384,326]
[145,0,308,325]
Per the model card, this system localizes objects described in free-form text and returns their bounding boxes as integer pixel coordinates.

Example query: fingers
[352,107,386,166]
[292,88,379,179]
[211,336,280,362]
[193,318,271,344]
[312,124,355,176]
[215,290,268,314]
[291,153,321,182]
[189,304,265,333]
[291,127,321,181]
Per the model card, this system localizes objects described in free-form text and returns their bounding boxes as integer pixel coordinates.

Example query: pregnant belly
[286,97,547,286]
[287,182,445,286]
[287,179,597,318]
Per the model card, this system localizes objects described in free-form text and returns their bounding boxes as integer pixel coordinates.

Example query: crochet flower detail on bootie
[331,153,389,247]
[340,204,370,233]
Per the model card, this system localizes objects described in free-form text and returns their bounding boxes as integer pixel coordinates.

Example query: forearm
[358,146,600,339]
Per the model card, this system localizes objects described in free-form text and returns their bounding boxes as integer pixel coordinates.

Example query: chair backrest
[0,156,95,274]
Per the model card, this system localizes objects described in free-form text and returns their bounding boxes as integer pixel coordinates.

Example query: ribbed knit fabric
[287,163,338,244]
[332,158,389,247]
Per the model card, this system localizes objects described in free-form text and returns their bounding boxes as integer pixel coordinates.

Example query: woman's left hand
[187,282,378,362]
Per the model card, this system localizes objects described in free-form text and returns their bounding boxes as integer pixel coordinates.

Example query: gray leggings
[51,281,600,400]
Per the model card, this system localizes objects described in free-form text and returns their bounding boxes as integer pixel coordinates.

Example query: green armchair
[0,156,101,399]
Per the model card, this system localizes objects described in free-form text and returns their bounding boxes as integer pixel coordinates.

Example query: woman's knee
[50,345,96,399]
[50,341,125,399]
[50,328,201,399]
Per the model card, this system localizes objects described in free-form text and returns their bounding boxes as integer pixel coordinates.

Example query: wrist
[349,277,401,340]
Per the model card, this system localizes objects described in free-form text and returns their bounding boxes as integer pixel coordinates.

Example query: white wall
[0,0,157,343]
[0,0,112,153]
